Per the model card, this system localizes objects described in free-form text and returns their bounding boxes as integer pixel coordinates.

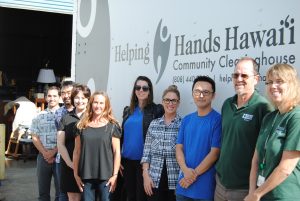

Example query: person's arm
[248,150,259,194]
[142,162,154,196]
[73,135,84,192]
[32,133,47,156]
[57,131,73,168]
[176,144,197,187]
[141,126,154,196]
[107,136,121,192]
[194,147,220,176]
[244,150,300,201]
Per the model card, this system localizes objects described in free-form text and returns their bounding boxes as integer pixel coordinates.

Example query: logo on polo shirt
[242,113,253,121]
[275,126,286,137]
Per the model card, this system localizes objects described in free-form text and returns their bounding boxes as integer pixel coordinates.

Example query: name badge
[257,175,265,187]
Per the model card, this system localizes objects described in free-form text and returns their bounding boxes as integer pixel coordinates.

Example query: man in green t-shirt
[215,57,273,201]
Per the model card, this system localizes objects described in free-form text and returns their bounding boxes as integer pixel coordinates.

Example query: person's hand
[143,170,154,196]
[179,178,193,188]
[106,175,118,192]
[42,150,52,160]
[74,174,84,192]
[182,167,197,184]
[45,156,55,164]
[42,149,56,160]
[244,192,261,201]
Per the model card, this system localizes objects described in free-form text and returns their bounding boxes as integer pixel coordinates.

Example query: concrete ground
[0,157,55,201]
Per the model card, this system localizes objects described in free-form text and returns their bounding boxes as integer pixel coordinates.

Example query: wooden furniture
[5,126,37,161]
[5,128,24,158]
[35,98,45,111]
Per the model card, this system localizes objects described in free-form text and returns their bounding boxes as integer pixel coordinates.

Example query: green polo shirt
[256,106,300,201]
[216,91,273,189]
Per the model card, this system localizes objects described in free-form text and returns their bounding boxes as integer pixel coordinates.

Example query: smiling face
[91,94,106,116]
[135,80,150,103]
[192,81,215,110]
[46,89,60,109]
[233,60,258,97]
[73,90,88,112]
[61,85,73,106]
[162,92,180,116]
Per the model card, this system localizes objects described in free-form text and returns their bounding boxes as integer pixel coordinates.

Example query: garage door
[0,0,73,14]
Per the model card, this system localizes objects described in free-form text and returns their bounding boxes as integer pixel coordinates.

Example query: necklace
[259,110,288,174]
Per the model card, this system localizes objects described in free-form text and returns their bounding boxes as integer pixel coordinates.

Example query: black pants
[123,158,147,201]
[147,189,175,201]
[110,171,126,201]
[147,160,175,201]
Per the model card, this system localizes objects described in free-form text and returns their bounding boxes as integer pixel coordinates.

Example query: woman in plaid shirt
[141,85,182,201]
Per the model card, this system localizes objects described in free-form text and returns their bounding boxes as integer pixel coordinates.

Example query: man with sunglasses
[215,57,273,201]
[176,76,221,201]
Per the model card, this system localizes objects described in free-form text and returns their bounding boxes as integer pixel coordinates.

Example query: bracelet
[143,168,149,172]
[112,174,118,177]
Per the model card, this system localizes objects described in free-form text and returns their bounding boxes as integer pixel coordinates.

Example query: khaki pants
[214,175,248,201]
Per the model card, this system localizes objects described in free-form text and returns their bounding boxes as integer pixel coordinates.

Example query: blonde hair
[77,91,118,129]
[162,85,180,100]
[266,63,300,108]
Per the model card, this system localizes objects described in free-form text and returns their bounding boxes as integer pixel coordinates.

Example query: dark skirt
[61,159,81,193]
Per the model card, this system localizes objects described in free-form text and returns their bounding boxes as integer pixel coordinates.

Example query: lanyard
[259,111,287,175]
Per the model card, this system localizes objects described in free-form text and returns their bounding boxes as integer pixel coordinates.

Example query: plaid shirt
[141,114,181,189]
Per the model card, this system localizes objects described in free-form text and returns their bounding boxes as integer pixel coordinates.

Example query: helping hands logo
[153,19,171,84]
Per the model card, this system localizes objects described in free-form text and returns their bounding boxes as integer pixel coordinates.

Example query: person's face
[135,80,150,102]
[266,75,288,107]
[92,94,106,116]
[74,90,88,111]
[61,86,73,106]
[46,89,60,109]
[232,60,258,96]
[162,92,179,116]
[192,81,215,109]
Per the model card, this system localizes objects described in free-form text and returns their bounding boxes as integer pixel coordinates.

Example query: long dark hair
[129,76,154,113]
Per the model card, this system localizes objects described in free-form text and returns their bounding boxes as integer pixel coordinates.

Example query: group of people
[29,57,300,201]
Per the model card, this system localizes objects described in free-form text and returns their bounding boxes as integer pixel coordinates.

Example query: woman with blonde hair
[141,85,181,201]
[245,63,300,201]
[73,91,121,201]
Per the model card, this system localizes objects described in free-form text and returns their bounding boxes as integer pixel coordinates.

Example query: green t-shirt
[256,106,300,201]
[216,91,273,189]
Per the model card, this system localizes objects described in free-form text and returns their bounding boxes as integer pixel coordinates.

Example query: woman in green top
[245,63,300,201]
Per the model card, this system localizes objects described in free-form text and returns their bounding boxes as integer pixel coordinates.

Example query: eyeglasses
[265,79,285,86]
[192,90,214,96]
[135,85,150,92]
[163,98,179,104]
[231,73,257,80]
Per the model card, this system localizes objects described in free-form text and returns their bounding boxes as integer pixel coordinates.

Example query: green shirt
[216,91,273,189]
[256,106,300,201]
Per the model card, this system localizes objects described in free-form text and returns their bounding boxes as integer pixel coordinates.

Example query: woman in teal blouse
[245,63,300,201]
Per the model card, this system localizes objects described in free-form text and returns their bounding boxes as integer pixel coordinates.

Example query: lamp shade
[37,69,56,83]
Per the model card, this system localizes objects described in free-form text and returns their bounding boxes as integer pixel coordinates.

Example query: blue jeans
[83,180,110,201]
[176,194,213,201]
[37,153,59,201]
[56,162,69,201]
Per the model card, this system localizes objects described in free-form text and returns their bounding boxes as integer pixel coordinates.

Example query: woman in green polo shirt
[244,63,300,201]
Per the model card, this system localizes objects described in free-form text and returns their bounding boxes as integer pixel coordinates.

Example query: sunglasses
[231,73,256,79]
[135,85,150,92]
